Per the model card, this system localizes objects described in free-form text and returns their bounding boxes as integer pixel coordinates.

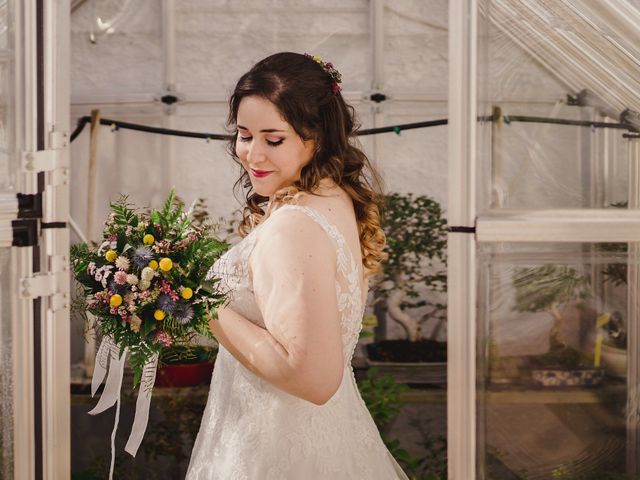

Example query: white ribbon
[125,352,159,456]
[89,335,158,479]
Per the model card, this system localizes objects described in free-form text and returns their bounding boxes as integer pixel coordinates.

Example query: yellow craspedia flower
[105,250,117,262]
[143,234,155,245]
[181,287,193,300]
[154,309,166,321]
[148,259,159,270]
[159,257,173,272]
[362,314,378,328]
[109,294,123,308]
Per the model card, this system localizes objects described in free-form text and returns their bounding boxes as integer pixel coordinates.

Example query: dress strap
[273,204,362,286]
[273,204,366,364]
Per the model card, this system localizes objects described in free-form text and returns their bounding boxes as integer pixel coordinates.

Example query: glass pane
[0,0,14,193]
[0,0,7,50]
[478,242,638,479]
[478,0,640,213]
[0,247,13,479]
[0,60,13,192]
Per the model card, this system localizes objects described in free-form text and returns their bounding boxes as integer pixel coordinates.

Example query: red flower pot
[155,361,214,388]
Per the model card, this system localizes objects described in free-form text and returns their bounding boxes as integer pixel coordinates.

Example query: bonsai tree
[370,192,448,342]
[512,265,591,365]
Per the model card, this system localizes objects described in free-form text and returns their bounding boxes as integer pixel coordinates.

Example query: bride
[186,51,410,479]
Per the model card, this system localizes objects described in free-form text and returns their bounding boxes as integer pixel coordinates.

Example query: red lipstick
[251,168,273,178]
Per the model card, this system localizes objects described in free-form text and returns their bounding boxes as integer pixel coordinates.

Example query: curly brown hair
[226,51,387,277]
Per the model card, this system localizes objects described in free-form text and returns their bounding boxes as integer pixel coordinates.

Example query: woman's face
[235,95,316,199]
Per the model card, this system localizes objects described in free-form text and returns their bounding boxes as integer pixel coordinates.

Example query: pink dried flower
[160,279,179,302]
[114,271,128,285]
[152,331,173,348]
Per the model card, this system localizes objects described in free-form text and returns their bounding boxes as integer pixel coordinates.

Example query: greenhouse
[1,0,639,479]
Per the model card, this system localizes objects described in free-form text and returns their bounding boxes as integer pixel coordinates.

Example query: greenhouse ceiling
[484,0,640,128]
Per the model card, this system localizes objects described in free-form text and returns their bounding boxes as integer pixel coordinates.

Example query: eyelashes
[237,135,284,147]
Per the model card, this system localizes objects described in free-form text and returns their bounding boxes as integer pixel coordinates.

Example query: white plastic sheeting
[478,0,640,212]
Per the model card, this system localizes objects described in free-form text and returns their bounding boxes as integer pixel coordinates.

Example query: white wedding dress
[186,202,409,480]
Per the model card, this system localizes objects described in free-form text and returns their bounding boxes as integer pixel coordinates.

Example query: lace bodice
[186,203,409,480]
[211,204,364,366]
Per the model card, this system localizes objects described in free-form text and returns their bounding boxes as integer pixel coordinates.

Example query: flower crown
[304,52,342,95]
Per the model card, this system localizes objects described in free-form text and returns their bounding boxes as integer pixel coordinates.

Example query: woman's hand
[208,304,229,338]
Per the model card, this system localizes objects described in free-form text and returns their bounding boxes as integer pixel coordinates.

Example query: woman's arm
[209,209,344,405]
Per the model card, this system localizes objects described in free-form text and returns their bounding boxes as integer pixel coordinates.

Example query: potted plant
[155,344,218,388]
[511,265,604,387]
[364,192,448,384]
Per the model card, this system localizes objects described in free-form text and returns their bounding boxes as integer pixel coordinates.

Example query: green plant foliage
[512,265,590,314]
[159,345,216,365]
[358,367,410,427]
[408,417,448,480]
[357,368,443,479]
[512,264,592,352]
[528,345,589,369]
[371,193,448,341]
[376,193,448,301]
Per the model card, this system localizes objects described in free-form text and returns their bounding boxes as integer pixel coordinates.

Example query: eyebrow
[236,124,287,133]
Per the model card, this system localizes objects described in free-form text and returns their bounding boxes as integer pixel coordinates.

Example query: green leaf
[142,318,157,337]
[150,211,161,225]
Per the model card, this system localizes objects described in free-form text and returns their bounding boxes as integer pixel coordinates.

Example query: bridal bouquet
[70,189,228,475]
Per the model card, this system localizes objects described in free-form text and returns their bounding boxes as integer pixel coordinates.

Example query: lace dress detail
[186,204,409,480]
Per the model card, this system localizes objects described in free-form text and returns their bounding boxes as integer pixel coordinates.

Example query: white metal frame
[41,1,71,478]
[477,209,640,243]
[447,1,478,479]
[11,1,37,478]
[6,1,71,479]
[626,136,640,476]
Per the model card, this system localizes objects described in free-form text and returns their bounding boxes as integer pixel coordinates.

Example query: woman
[186,52,409,479]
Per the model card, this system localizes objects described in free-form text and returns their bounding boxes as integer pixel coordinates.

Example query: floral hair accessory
[304,52,342,95]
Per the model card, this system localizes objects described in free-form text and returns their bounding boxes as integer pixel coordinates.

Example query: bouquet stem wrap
[89,335,158,480]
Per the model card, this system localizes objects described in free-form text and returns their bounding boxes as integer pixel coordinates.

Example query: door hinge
[21,131,70,180]
[21,131,70,223]
[21,149,70,183]
[22,149,60,172]
[20,254,70,311]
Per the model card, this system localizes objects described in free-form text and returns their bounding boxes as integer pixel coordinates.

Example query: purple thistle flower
[132,246,154,268]
[172,302,194,325]
[157,294,176,314]
[108,279,127,294]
